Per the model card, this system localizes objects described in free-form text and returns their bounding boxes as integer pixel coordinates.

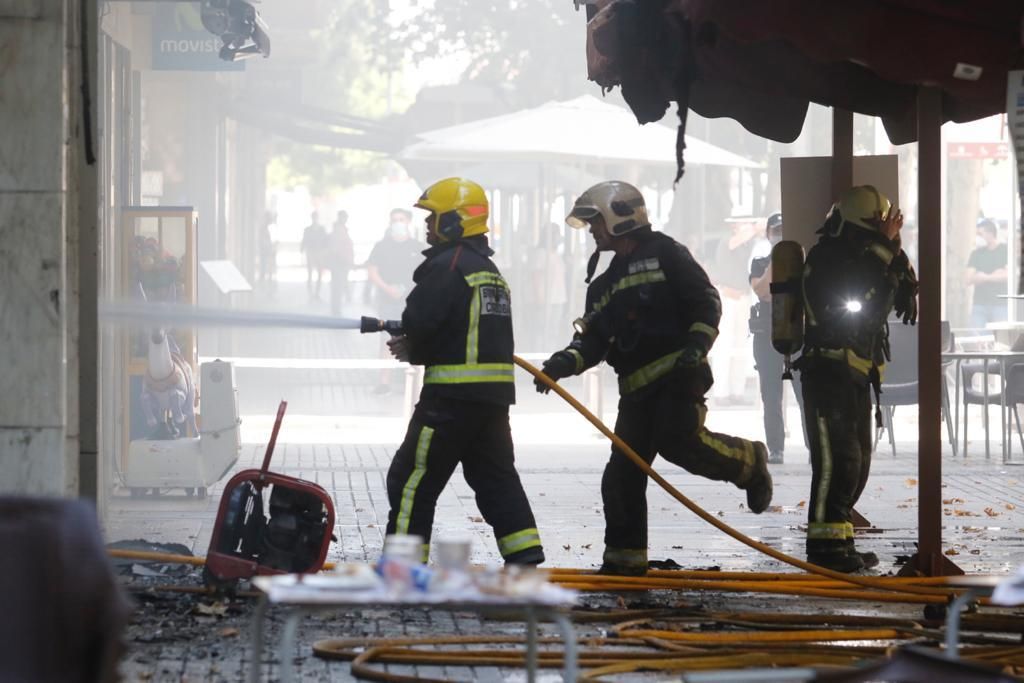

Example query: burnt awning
[586,0,1023,164]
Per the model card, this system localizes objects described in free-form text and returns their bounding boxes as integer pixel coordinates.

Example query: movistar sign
[152,3,244,71]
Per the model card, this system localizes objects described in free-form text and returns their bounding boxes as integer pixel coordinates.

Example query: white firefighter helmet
[566,181,650,237]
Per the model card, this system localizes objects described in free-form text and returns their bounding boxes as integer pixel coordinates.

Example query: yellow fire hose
[513,355,956,598]
[313,633,888,682]
[314,633,1024,681]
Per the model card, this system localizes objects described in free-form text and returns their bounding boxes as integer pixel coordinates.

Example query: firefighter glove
[535,351,577,394]
[676,344,705,369]
[894,277,918,325]
[893,259,919,326]
[387,335,412,362]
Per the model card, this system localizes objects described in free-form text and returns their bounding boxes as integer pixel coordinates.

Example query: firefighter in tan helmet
[795,184,917,572]
[536,180,773,576]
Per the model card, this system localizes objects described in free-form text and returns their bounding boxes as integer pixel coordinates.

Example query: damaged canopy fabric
[584,0,1023,177]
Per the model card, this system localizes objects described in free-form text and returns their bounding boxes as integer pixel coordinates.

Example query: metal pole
[831,108,853,200]
[915,86,961,576]
[79,0,100,503]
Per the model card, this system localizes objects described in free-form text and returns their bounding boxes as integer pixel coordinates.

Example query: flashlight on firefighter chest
[845,300,863,314]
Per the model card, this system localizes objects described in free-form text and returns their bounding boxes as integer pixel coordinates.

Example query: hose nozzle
[360,316,403,336]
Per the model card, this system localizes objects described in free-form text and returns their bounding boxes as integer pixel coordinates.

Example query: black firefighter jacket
[563,230,722,399]
[801,224,913,383]
[402,235,515,406]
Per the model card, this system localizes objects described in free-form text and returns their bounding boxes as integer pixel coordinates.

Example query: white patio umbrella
[401,95,762,169]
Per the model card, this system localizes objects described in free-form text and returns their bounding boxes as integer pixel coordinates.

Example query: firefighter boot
[743,443,774,514]
[844,539,879,569]
[597,563,647,577]
[807,547,865,573]
[598,548,648,576]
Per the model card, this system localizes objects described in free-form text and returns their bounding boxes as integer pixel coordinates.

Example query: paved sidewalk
[107,438,1024,575]
[110,440,1024,683]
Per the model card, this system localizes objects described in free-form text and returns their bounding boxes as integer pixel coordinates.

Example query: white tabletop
[252,573,577,608]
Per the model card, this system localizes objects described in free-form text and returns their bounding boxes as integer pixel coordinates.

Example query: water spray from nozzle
[99,300,365,331]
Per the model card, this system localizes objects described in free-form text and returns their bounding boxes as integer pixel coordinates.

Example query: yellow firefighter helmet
[566,180,650,237]
[837,185,892,232]
[415,177,489,241]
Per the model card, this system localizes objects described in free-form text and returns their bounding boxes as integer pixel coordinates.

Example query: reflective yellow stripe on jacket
[424,363,515,384]
[619,350,683,394]
[592,270,667,313]
[421,271,514,385]
[463,272,507,363]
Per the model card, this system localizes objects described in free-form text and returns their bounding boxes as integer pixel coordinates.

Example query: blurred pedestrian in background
[258,210,277,289]
[300,211,328,300]
[748,213,805,464]
[711,217,757,405]
[328,210,355,315]
[367,207,426,394]
[966,218,1007,327]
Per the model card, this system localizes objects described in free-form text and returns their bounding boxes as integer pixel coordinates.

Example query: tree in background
[267,1,593,195]
[390,0,589,109]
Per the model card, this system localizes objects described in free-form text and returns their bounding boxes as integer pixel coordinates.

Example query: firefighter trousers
[385,397,544,564]
[602,380,760,570]
[800,366,873,557]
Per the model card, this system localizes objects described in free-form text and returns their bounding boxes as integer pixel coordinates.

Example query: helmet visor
[566,205,599,229]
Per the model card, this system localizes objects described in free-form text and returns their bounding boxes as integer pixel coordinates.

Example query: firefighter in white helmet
[536,180,773,576]
[797,184,918,572]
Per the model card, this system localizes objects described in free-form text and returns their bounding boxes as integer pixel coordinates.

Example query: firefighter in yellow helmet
[383,178,544,565]
[797,185,918,572]
[536,180,773,576]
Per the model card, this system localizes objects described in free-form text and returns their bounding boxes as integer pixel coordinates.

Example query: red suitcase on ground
[203,401,335,590]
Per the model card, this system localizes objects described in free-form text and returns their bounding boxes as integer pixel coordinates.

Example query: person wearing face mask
[748,213,806,465]
[535,180,773,576]
[367,208,427,394]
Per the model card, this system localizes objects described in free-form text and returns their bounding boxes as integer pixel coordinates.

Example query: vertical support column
[904,86,962,576]
[0,0,79,495]
[831,108,853,200]
[77,0,100,504]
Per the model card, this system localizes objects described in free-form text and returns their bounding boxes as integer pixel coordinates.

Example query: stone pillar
[0,1,89,496]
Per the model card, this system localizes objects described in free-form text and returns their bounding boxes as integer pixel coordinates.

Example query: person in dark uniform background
[536,180,773,576]
[383,177,544,566]
[748,212,806,464]
[367,208,426,394]
[797,185,918,572]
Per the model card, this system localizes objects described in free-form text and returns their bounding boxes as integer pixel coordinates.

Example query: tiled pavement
[107,438,1024,575]
[110,437,1024,683]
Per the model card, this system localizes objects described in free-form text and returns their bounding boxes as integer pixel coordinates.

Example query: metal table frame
[941,575,1002,660]
[944,350,1024,462]
[248,592,578,683]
